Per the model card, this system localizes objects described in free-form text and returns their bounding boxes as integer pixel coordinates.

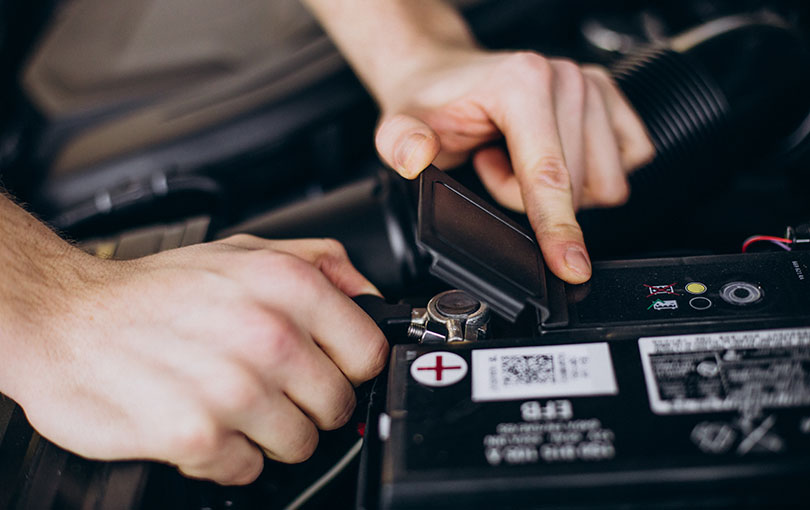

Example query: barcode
[501,355,554,386]
[472,343,618,402]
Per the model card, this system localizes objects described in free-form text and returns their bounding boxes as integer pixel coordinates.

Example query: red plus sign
[417,355,463,381]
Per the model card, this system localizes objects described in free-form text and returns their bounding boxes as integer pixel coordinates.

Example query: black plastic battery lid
[417,166,554,323]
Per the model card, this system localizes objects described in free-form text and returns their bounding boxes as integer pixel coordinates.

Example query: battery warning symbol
[648,299,678,311]
[644,283,679,297]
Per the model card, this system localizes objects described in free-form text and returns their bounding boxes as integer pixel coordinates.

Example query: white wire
[282,438,364,510]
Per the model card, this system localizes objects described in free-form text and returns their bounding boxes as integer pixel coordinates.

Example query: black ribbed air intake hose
[612,46,729,188]
[611,15,810,190]
[578,15,810,255]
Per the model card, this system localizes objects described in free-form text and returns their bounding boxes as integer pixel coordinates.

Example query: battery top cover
[417,166,558,323]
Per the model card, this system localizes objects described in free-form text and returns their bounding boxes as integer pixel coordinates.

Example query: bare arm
[0,192,386,484]
[301,0,478,104]
[302,0,655,284]
[0,194,92,399]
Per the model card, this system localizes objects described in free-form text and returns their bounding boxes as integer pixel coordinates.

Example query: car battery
[356,167,810,509]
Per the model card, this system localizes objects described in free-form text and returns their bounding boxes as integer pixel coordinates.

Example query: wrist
[0,212,109,401]
[373,44,482,113]
[302,0,479,109]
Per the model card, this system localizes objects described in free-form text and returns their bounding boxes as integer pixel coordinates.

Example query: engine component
[612,13,810,189]
[357,164,810,510]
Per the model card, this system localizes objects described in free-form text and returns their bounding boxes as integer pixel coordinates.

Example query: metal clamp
[408,289,490,343]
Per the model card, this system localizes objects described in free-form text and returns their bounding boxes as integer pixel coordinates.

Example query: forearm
[0,193,96,399]
[301,0,479,106]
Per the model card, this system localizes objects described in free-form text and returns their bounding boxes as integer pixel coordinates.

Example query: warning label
[471,343,618,402]
[639,328,810,415]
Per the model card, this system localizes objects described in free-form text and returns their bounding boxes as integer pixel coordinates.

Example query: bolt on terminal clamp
[408,289,490,343]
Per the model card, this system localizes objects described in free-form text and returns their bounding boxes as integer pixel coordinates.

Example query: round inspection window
[719,282,762,306]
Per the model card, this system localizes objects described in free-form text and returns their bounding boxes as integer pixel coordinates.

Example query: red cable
[742,235,793,253]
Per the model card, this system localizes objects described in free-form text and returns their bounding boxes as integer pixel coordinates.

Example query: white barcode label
[471,343,618,402]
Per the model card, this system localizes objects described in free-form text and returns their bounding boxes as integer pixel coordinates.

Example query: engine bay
[2,1,810,509]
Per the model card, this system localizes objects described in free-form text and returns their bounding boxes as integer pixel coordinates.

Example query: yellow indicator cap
[685,282,707,295]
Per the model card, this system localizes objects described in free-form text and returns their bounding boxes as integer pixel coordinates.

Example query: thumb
[375,113,441,178]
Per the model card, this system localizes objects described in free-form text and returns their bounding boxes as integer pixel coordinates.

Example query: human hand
[8,235,387,485]
[374,52,655,283]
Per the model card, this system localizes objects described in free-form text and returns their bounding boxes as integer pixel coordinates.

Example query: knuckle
[224,450,264,486]
[255,313,301,369]
[630,141,656,169]
[541,221,584,240]
[234,304,274,339]
[314,238,352,270]
[176,464,204,482]
[320,389,357,431]
[350,331,389,383]
[223,233,257,245]
[552,58,581,81]
[238,249,276,277]
[212,367,264,414]
[644,143,656,162]
[585,76,602,103]
[527,156,572,192]
[244,250,324,297]
[582,64,611,82]
[368,332,390,377]
[284,424,320,463]
[553,59,587,106]
[600,181,631,207]
[171,416,223,462]
[319,237,349,259]
[272,252,320,287]
[506,52,553,87]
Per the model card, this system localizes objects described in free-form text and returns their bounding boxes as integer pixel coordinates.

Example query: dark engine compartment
[2,1,810,509]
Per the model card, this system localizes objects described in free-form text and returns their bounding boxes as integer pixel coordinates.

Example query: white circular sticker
[410,351,468,387]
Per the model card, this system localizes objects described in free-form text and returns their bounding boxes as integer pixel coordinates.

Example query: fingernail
[565,246,591,277]
[396,133,428,176]
[364,284,384,298]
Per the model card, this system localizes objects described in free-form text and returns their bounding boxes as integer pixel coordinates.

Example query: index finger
[216,235,388,385]
[217,235,382,297]
[482,54,591,283]
[261,256,388,386]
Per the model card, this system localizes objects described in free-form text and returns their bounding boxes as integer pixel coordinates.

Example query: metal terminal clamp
[407,289,490,343]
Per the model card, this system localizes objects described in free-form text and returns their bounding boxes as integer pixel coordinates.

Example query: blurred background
[0,1,807,264]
